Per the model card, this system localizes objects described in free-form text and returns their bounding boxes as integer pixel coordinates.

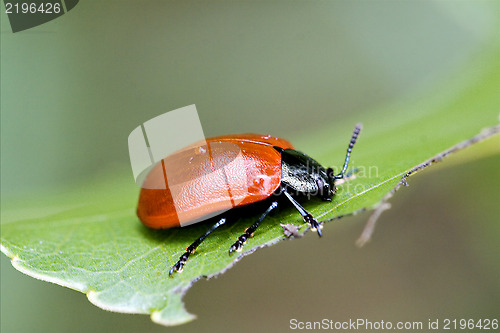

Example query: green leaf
[2,46,499,326]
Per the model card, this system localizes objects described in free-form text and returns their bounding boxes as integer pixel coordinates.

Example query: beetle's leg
[229,201,279,254]
[282,190,323,237]
[334,123,362,180]
[170,217,228,276]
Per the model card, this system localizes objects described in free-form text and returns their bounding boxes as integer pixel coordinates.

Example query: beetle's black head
[325,167,337,197]
[315,169,335,201]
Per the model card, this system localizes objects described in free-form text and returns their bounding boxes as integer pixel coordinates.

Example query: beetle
[137,124,362,276]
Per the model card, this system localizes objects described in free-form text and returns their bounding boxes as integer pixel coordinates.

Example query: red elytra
[137,134,294,229]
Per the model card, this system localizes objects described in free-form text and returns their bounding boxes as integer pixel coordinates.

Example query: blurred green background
[1,1,499,332]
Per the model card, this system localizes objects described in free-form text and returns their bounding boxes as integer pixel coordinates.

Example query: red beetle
[137,125,362,275]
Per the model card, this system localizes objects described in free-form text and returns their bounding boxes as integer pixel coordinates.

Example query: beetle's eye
[324,183,333,197]
[327,167,335,181]
[316,178,332,197]
[316,179,324,194]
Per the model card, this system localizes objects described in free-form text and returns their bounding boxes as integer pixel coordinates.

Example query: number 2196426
[5,2,61,14]
[443,319,498,330]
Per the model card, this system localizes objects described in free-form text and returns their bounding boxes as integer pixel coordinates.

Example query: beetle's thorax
[277,148,334,200]
[281,162,319,193]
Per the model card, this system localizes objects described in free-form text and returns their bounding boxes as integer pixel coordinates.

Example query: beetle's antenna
[335,123,362,179]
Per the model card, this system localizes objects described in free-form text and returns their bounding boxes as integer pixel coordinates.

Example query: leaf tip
[150,303,196,326]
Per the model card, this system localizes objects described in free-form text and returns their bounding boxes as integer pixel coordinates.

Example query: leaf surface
[2,48,499,326]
